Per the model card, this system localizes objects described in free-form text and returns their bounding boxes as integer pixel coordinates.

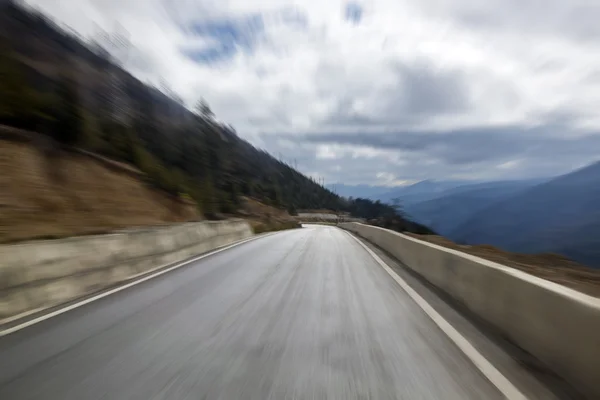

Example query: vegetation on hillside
[345,197,436,235]
[0,1,432,235]
[0,138,199,243]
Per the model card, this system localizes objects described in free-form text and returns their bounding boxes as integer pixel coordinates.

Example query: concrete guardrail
[339,222,600,399]
[0,220,253,322]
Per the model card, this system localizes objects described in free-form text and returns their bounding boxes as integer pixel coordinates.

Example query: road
[0,225,511,399]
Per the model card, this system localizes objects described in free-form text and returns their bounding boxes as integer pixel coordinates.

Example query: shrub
[252,221,301,234]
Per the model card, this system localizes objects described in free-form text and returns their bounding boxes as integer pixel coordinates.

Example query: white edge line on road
[0,233,276,338]
[346,232,528,400]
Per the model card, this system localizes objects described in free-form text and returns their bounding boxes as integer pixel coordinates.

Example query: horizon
[328,172,564,189]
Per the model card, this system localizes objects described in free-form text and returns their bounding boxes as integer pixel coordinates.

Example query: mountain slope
[0,1,433,233]
[404,179,547,236]
[452,161,600,267]
[0,1,341,214]
[0,132,199,243]
[326,184,390,199]
[375,180,471,205]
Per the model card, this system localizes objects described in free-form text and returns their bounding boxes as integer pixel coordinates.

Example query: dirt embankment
[406,233,600,297]
[237,197,300,233]
[0,136,200,243]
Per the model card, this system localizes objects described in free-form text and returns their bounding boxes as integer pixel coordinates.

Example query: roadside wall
[339,222,600,399]
[297,213,339,222]
[0,220,253,321]
[296,213,365,224]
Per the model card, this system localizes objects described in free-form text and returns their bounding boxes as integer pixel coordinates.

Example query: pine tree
[194,98,214,120]
[228,181,240,208]
[287,204,298,216]
[0,41,40,130]
[52,75,83,145]
[201,174,217,218]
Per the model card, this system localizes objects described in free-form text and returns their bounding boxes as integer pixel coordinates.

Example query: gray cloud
[321,61,471,127]
[26,0,600,185]
[259,120,600,186]
[388,63,470,116]
[433,0,600,42]
[295,126,600,165]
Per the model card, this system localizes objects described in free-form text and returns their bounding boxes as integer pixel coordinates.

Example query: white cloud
[498,160,521,170]
[22,0,600,184]
[315,145,340,160]
[375,172,414,187]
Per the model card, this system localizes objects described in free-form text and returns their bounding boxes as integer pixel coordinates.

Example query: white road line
[346,232,528,400]
[0,233,277,338]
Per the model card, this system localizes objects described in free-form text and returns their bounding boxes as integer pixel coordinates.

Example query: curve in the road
[0,225,530,399]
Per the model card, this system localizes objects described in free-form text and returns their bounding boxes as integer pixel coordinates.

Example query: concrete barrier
[340,222,600,399]
[0,220,253,321]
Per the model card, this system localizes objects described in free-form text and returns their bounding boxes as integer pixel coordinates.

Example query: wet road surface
[0,225,507,399]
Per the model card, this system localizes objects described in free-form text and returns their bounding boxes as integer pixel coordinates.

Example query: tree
[99,120,130,160]
[228,181,240,207]
[201,173,218,218]
[391,197,405,217]
[81,110,104,151]
[52,75,83,145]
[267,183,283,207]
[0,41,44,130]
[93,23,133,126]
[194,98,214,120]
[287,204,298,216]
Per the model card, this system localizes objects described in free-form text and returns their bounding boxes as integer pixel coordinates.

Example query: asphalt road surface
[0,225,513,399]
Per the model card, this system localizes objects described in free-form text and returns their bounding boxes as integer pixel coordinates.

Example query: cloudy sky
[24,0,600,186]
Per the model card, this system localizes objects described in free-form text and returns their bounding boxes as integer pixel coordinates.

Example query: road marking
[0,233,277,338]
[346,232,528,400]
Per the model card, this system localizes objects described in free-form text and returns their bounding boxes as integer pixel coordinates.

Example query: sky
[23,0,600,186]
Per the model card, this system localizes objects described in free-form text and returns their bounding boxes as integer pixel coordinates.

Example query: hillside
[0,131,199,243]
[404,179,547,236]
[0,1,430,234]
[0,1,342,215]
[452,161,600,268]
[375,180,471,206]
[237,196,300,233]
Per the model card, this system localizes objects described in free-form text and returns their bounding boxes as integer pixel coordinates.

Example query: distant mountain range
[375,180,475,205]
[329,180,474,204]
[451,161,600,268]
[326,184,391,199]
[339,161,600,268]
[403,179,549,236]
